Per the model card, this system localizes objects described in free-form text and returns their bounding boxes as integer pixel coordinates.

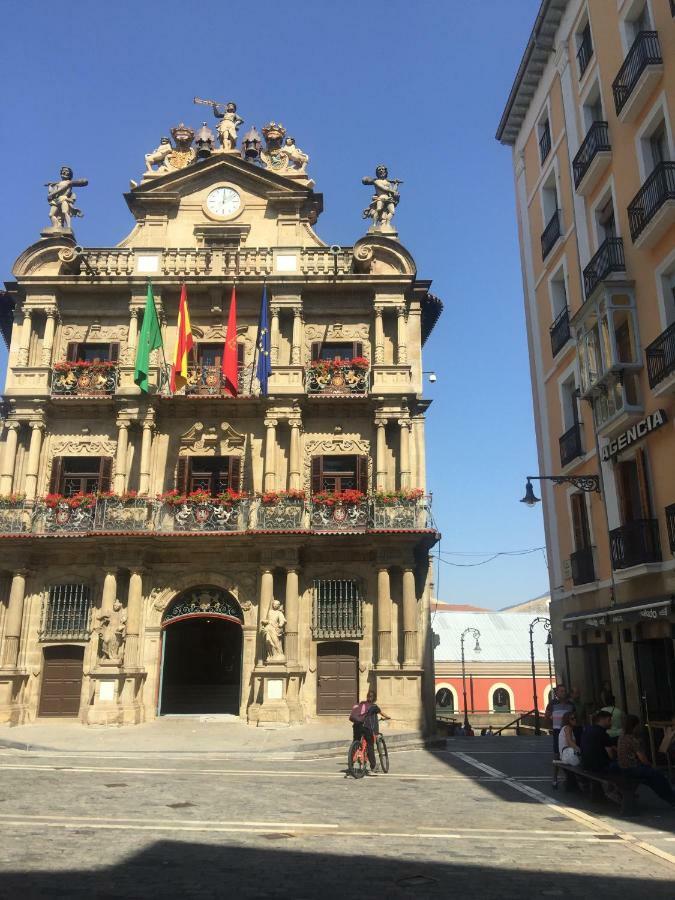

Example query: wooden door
[38,646,84,717]
[316,642,358,714]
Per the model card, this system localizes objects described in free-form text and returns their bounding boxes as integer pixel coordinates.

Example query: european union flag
[256,284,271,396]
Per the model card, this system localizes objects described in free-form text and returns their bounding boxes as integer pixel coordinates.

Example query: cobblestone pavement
[0,735,674,898]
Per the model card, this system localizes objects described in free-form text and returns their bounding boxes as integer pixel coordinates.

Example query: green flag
[134,281,163,393]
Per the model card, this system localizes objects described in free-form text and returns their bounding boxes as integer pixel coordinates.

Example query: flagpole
[147,277,171,395]
[249,277,261,397]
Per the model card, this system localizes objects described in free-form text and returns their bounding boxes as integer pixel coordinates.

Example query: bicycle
[348,730,389,778]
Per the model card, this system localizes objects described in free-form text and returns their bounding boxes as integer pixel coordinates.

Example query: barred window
[312,579,363,639]
[40,584,91,641]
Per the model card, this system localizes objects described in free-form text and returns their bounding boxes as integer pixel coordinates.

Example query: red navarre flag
[222,285,238,397]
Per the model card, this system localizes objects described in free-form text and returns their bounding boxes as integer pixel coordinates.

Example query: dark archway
[160,587,243,716]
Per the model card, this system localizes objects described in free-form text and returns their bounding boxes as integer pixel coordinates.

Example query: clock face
[206,187,241,218]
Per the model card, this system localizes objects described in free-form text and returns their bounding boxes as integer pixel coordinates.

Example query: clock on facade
[204,186,242,219]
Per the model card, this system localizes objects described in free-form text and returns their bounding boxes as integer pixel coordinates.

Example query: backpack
[349,701,368,724]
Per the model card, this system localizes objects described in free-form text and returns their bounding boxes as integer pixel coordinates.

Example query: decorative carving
[261,599,286,663]
[46,438,116,492]
[163,586,243,625]
[303,438,372,492]
[179,421,246,455]
[143,137,173,176]
[46,167,89,231]
[167,123,197,171]
[97,600,127,663]
[282,137,309,174]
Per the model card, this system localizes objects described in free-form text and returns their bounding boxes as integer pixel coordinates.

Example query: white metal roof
[433,611,551,663]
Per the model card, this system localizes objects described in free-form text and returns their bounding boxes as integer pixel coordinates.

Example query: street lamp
[520,474,600,506]
[529,616,552,736]
[460,627,481,731]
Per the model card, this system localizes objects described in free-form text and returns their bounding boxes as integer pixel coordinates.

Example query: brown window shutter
[176,457,189,493]
[635,448,652,519]
[66,342,79,363]
[311,457,322,495]
[356,456,369,494]
[354,342,363,359]
[48,456,64,495]
[571,494,591,550]
[237,343,245,369]
[108,342,119,363]
[311,341,321,362]
[229,456,241,491]
[98,457,113,493]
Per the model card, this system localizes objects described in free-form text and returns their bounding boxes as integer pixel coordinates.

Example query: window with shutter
[58,457,108,496]
[312,455,368,493]
[312,342,362,362]
[65,343,117,363]
[176,458,189,493]
[185,456,240,495]
[99,458,113,493]
[49,457,64,495]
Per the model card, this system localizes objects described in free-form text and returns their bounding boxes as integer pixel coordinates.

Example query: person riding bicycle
[350,689,390,774]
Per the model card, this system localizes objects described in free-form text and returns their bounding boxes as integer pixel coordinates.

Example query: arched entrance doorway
[159,586,243,715]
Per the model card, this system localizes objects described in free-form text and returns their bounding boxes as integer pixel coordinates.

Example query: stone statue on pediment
[362,165,403,233]
[144,137,172,175]
[213,102,244,152]
[97,600,127,663]
[45,167,89,231]
[261,599,286,663]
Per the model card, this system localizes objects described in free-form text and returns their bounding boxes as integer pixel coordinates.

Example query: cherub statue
[144,137,172,174]
[97,599,127,663]
[46,167,89,230]
[283,137,309,174]
[212,101,244,151]
[260,599,286,662]
[362,165,403,232]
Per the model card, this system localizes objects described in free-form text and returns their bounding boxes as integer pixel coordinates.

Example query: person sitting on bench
[617,715,675,809]
[581,710,617,772]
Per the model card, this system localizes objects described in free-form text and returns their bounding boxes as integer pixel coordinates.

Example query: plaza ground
[0,731,674,898]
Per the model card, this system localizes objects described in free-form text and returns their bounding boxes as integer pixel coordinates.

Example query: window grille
[40,584,91,641]
[312,579,363,639]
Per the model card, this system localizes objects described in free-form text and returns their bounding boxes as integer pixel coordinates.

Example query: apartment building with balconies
[0,125,441,728]
[497,0,675,720]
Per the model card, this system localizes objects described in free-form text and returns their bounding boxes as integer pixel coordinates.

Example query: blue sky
[1,0,547,608]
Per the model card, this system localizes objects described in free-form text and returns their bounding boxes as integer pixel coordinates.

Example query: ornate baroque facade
[0,117,442,728]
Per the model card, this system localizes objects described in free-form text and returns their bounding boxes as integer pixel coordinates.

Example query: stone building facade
[0,123,441,729]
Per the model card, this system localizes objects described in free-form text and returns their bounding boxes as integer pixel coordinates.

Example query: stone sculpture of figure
[260,599,286,662]
[144,137,172,173]
[97,599,127,663]
[212,101,244,151]
[46,167,89,230]
[362,165,403,232]
[283,137,309,174]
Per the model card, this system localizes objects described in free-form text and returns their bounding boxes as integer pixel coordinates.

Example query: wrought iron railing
[609,519,661,570]
[646,320,675,389]
[182,365,257,397]
[39,584,91,641]
[541,209,561,260]
[312,578,363,639]
[559,422,583,467]
[95,498,156,531]
[628,162,675,243]
[583,237,625,298]
[0,502,31,533]
[612,31,662,116]
[157,499,250,533]
[665,504,675,554]
[539,122,551,164]
[306,364,369,396]
[35,501,97,533]
[254,498,305,530]
[371,497,430,529]
[51,363,118,397]
[573,121,610,189]
[310,498,369,531]
[549,306,571,357]
[32,499,155,534]
[570,546,595,585]
[576,29,593,77]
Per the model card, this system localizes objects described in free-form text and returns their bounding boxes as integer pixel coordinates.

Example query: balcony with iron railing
[549,306,571,357]
[539,122,551,165]
[583,238,625,299]
[666,504,675,554]
[306,359,369,396]
[51,362,118,398]
[559,422,583,468]
[541,209,562,260]
[576,28,593,77]
[612,31,663,120]
[573,121,611,194]
[609,518,661,570]
[646,320,675,394]
[570,546,595,586]
[182,364,257,398]
[627,161,675,247]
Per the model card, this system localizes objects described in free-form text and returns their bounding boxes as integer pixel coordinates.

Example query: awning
[563,597,673,630]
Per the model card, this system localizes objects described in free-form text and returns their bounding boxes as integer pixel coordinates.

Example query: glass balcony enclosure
[577,289,641,397]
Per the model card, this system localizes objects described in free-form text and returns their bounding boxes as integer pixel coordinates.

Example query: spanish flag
[222,285,238,397]
[170,284,194,393]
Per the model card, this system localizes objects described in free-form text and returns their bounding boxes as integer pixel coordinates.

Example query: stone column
[1,571,27,667]
[138,415,154,495]
[259,566,274,663]
[24,421,45,501]
[124,568,143,667]
[374,306,385,364]
[101,568,118,615]
[376,566,392,668]
[270,306,280,365]
[0,422,20,495]
[396,306,408,364]
[263,418,277,491]
[17,309,32,366]
[291,306,303,365]
[127,307,139,364]
[398,419,411,489]
[285,567,300,664]
[402,567,418,667]
[41,307,57,366]
[288,418,302,490]
[114,420,129,494]
[375,417,387,491]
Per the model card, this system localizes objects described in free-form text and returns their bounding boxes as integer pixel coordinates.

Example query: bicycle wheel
[348,740,367,779]
[376,735,389,773]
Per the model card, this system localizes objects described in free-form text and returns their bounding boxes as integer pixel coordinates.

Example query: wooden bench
[552,760,639,816]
